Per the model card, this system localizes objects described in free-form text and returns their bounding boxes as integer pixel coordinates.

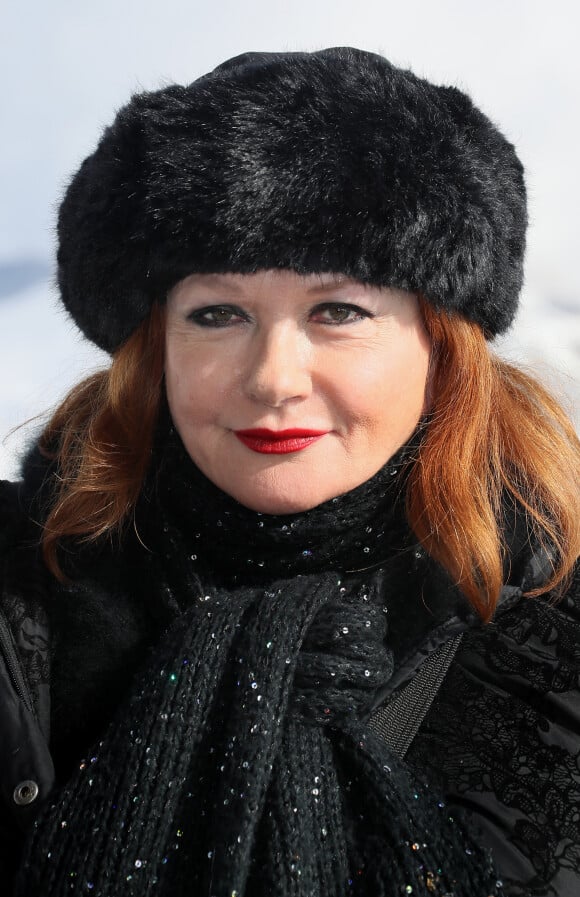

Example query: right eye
[187,305,247,328]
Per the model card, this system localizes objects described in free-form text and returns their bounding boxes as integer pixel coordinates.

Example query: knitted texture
[15,432,501,896]
[57,47,526,351]
[16,577,499,897]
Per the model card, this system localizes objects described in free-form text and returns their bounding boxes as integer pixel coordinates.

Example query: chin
[227,475,334,516]
[235,492,324,516]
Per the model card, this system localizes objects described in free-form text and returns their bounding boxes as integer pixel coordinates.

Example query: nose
[242,324,312,407]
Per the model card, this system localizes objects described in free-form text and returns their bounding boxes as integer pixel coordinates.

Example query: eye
[187,305,247,328]
[311,303,373,325]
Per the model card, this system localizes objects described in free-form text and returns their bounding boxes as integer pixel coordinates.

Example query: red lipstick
[234,428,329,454]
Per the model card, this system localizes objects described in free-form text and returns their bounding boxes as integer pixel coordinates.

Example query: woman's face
[165,270,431,514]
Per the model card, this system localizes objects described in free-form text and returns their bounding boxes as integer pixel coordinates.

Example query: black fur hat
[57,47,527,352]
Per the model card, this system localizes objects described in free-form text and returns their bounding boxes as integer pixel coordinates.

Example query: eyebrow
[187,273,352,294]
[189,274,245,293]
[306,276,351,293]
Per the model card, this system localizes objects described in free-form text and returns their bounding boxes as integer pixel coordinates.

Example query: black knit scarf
[15,429,499,897]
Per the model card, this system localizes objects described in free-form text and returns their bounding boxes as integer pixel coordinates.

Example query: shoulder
[0,456,51,610]
[0,438,60,566]
[0,478,28,551]
[465,563,580,691]
[450,560,580,742]
[409,563,580,895]
[0,472,48,657]
[1,464,172,780]
[0,470,52,731]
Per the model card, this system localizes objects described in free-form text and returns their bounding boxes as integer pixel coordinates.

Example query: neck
[141,424,424,588]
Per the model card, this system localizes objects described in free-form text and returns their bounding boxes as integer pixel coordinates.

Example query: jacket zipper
[0,609,34,714]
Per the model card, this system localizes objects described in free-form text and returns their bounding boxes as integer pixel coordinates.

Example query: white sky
[1,0,578,477]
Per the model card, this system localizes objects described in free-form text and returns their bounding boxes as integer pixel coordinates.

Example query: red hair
[41,303,165,564]
[40,300,580,619]
[408,301,579,618]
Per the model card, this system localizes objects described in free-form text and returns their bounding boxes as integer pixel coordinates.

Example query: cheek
[165,345,202,428]
[338,334,430,431]
[165,343,238,427]
[165,348,188,417]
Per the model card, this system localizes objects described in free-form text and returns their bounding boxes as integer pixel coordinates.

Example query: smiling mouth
[234,428,329,454]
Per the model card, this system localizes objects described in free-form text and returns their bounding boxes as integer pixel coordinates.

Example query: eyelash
[187,302,373,328]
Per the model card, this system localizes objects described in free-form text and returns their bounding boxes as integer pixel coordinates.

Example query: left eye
[311,303,371,325]
[186,305,247,328]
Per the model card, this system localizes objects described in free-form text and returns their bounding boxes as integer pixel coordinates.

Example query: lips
[234,428,329,454]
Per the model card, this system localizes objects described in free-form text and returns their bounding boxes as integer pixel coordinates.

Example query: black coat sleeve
[408,566,580,897]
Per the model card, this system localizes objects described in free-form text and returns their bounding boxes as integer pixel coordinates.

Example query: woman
[1,47,579,897]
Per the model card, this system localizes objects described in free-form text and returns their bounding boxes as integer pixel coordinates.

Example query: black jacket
[1,472,579,897]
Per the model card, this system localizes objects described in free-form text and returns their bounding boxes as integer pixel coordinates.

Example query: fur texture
[57,47,527,351]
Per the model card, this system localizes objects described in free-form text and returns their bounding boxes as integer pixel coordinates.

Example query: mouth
[234,428,330,455]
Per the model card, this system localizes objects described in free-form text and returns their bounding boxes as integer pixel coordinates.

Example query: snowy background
[1,0,578,480]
